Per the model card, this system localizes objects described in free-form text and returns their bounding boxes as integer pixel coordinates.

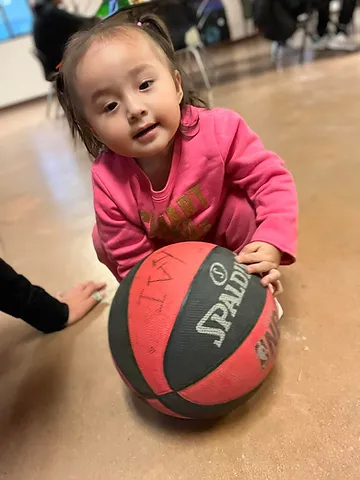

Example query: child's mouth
[134,123,159,139]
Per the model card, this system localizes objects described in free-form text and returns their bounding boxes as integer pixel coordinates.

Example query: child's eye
[105,102,118,112]
[139,80,153,91]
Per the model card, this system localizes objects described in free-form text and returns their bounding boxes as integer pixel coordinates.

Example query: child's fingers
[246,261,276,275]
[91,281,107,293]
[83,281,106,296]
[267,281,283,297]
[260,269,281,287]
[236,252,262,264]
[274,280,283,296]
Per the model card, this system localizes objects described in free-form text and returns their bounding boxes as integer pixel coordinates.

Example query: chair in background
[328,0,357,33]
[157,0,213,103]
[270,0,316,67]
[295,0,358,60]
[298,2,316,62]
[32,49,61,119]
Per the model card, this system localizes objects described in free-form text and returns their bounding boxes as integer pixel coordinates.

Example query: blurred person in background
[32,0,98,80]
[313,0,358,51]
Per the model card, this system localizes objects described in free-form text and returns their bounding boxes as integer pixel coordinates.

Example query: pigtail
[55,70,80,147]
[55,71,67,118]
[136,13,176,64]
[137,13,206,111]
[54,25,117,158]
[139,14,174,53]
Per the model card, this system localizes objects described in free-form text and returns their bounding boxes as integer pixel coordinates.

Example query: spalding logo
[196,261,250,347]
[209,262,228,286]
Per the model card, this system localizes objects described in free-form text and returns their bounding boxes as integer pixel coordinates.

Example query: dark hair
[56,13,206,158]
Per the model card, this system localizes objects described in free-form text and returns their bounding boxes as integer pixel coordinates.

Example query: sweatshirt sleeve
[92,171,155,281]
[214,109,298,264]
[0,259,68,333]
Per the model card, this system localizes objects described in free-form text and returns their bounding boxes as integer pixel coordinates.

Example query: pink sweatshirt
[92,107,298,281]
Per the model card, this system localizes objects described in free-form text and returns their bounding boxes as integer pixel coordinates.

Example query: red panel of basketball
[127,242,217,396]
[179,289,278,405]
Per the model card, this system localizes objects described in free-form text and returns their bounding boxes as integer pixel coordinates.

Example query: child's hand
[56,281,106,327]
[236,242,282,289]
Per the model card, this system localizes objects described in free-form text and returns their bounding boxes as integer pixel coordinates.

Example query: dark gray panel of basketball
[164,246,267,391]
[108,260,155,399]
[158,384,262,419]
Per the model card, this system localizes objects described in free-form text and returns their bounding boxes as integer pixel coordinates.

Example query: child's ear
[174,70,183,105]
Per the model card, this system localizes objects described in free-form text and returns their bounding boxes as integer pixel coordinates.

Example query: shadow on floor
[124,365,281,436]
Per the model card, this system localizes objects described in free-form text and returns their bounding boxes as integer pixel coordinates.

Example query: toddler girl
[56,14,298,292]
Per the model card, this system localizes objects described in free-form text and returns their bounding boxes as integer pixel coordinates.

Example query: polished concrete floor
[1,48,360,480]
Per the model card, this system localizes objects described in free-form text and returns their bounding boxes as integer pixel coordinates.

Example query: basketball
[108,242,280,419]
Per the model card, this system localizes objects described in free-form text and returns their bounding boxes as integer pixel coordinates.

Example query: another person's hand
[56,281,106,326]
[236,242,282,291]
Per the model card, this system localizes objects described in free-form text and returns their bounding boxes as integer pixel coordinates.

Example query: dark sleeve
[0,259,68,334]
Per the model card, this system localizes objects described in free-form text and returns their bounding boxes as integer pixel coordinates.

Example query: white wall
[0,0,99,109]
[0,35,49,108]
[222,0,255,41]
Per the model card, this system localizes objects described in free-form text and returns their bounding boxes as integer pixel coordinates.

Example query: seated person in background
[32,0,98,80]
[0,259,106,334]
[314,0,357,51]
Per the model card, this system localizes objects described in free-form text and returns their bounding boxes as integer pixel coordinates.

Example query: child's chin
[136,143,169,158]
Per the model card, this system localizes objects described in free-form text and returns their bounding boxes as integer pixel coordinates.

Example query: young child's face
[76,30,183,160]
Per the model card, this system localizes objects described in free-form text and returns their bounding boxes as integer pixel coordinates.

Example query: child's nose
[126,98,147,123]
